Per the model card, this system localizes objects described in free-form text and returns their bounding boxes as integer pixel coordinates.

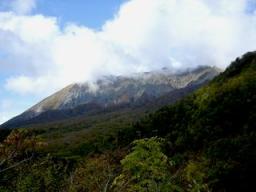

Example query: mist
[1,0,256,96]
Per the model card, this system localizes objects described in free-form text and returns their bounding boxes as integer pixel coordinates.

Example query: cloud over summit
[0,0,256,96]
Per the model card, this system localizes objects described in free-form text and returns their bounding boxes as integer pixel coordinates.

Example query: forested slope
[131,51,256,191]
[1,52,256,191]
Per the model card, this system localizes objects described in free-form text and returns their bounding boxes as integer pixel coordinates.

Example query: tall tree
[113,137,173,192]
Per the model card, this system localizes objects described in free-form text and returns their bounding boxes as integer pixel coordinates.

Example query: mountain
[129,51,256,191]
[1,66,220,129]
[1,52,255,192]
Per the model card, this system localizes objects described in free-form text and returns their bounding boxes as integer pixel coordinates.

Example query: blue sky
[36,0,126,29]
[0,0,128,123]
[0,0,256,124]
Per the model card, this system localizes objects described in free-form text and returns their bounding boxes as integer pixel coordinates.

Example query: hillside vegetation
[131,51,256,191]
[1,52,256,191]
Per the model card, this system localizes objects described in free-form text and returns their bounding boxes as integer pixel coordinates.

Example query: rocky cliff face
[1,66,221,128]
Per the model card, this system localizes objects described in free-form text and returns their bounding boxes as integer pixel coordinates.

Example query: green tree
[183,160,210,192]
[112,137,173,192]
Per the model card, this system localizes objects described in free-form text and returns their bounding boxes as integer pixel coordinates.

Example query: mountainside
[1,52,256,192]
[1,66,220,128]
[128,51,256,191]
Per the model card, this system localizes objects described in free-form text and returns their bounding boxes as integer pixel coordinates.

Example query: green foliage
[183,159,210,192]
[113,137,173,192]
[15,156,71,192]
[69,149,126,192]
[2,52,256,191]
[0,129,72,191]
[133,52,256,191]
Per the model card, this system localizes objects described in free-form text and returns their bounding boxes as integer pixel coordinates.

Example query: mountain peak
[1,66,220,128]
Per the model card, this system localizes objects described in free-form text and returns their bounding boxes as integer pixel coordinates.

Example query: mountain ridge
[1,66,221,129]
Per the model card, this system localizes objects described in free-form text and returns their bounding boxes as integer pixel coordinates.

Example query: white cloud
[0,99,16,124]
[0,98,36,124]
[10,0,36,15]
[0,114,9,124]
[0,0,256,97]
